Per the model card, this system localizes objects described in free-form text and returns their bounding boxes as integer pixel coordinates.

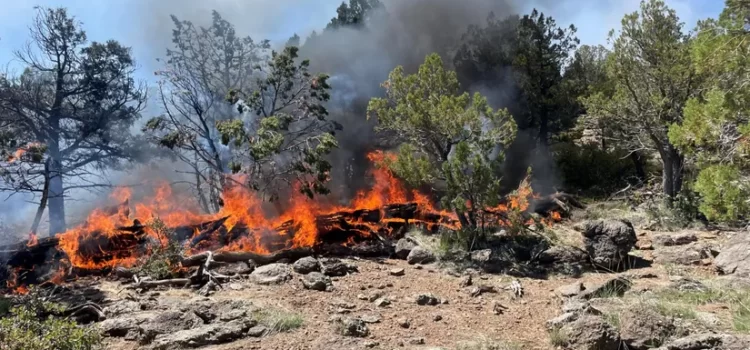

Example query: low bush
[0,289,102,350]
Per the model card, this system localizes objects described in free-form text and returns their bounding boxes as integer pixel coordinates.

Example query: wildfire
[20,151,561,290]
[26,233,39,247]
[5,142,45,163]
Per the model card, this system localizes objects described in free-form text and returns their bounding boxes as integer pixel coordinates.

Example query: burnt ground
[87,212,745,350]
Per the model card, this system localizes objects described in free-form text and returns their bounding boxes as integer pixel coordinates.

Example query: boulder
[619,307,676,349]
[320,258,357,276]
[653,333,750,350]
[148,319,253,350]
[654,243,717,266]
[137,311,204,344]
[292,257,321,274]
[653,232,698,247]
[301,272,333,291]
[559,315,620,350]
[578,219,637,270]
[407,246,436,265]
[395,238,417,259]
[715,233,750,277]
[250,263,292,285]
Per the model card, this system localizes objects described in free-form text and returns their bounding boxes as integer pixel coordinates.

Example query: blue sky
[0,0,725,82]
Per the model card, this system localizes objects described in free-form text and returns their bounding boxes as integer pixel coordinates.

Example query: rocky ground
[70,204,750,349]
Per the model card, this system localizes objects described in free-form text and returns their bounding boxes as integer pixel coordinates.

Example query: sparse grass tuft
[455,336,522,350]
[653,300,697,320]
[604,312,621,330]
[254,308,304,333]
[653,281,750,332]
[548,326,568,347]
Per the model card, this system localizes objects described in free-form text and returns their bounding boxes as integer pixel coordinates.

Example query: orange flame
[26,233,39,247]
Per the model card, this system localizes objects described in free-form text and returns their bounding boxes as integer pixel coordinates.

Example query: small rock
[357,294,368,300]
[397,318,411,328]
[415,293,441,306]
[469,284,497,297]
[696,312,721,328]
[293,256,321,274]
[389,268,405,276]
[301,272,333,291]
[579,277,632,299]
[360,314,381,324]
[459,275,473,287]
[555,282,584,298]
[407,337,425,345]
[320,258,357,277]
[331,299,356,310]
[340,318,369,337]
[247,325,267,337]
[228,283,243,291]
[407,246,436,265]
[636,240,653,250]
[374,297,391,307]
[364,341,380,348]
[652,232,698,247]
[395,238,417,259]
[414,265,424,270]
[433,315,442,321]
[368,291,384,302]
[492,301,507,315]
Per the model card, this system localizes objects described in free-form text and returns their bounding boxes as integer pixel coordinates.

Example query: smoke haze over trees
[1,0,747,238]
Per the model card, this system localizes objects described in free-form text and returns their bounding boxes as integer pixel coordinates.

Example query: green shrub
[135,218,185,280]
[693,164,750,223]
[0,290,101,350]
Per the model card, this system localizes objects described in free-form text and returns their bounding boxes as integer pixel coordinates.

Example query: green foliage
[692,165,749,222]
[368,53,516,230]
[326,0,382,30]
[135,218,184,280]
[582,0,699,199]
[0,289,102,350]
[514,9,580,143]
[668,2,750,223]
[223,46,339,199]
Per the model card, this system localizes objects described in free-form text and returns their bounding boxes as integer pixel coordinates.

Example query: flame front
[47,152,559,281]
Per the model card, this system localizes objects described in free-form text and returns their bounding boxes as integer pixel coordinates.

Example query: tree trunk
[30,160,50,234]
[659,143,684,204]
[629,151,647,184]
[47,127,65,236]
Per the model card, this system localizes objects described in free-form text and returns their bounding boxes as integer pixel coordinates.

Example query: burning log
[530,192,585,218]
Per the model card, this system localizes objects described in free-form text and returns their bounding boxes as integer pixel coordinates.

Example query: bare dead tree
[142,11,269,214]
[0,7,146,236]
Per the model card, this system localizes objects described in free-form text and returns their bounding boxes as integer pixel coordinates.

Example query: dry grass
[548,326,568,347]
[253,308,304,333]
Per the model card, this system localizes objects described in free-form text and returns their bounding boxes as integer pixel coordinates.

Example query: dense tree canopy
[582,0,700,201]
